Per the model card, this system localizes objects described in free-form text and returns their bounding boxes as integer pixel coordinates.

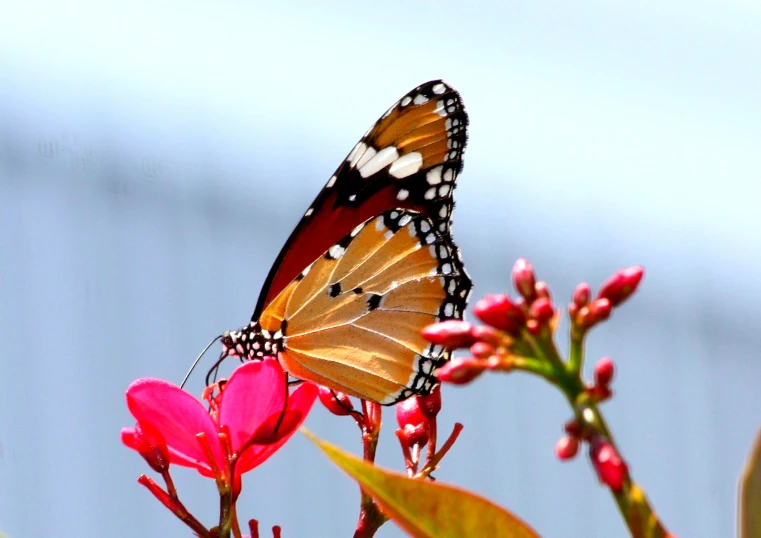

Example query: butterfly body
[221,80,471,405]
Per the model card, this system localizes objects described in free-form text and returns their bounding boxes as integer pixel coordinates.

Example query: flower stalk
[423,260,672,538]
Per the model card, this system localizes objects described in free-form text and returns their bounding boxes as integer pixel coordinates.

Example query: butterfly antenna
[181,335,222,389]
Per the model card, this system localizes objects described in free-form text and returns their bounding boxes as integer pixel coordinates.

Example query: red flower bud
[529,297,554,323]
[471,325,505,347]
[535,281,551,301]
[473,294,525,335]
[594,357,615,387]
[587,385,613,402]
[564,419,583,438]
[396,397,431,447]
[415,384,442,420]
[422,320,476,349]
[400,423,430,448]
[318,386,354,416]
[576,298,612,330]
[555,435,579,460]
[597,266,644,306]
[572,283,591,307]
[122,420,170,473]
[512,258,537,301]
[396,396,427,429]
[435,356,485,385]
[470,341,495,359]
[590,438,628,491]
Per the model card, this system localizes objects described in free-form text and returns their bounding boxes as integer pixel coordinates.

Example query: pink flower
[122,358,317,485]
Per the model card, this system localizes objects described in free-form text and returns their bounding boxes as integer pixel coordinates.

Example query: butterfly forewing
[253,80,469,316]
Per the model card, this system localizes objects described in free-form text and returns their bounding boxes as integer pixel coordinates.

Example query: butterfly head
[221,321,284,361]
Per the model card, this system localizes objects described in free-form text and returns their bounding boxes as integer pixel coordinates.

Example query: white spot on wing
[375,218,385,232]
[355,146,377,170]
[351,223,364,237]
[433,83,446,94]
[401,96,412,106]
[397,188,409,201]
[348,142,367,168]
[426,166,443,185]
[443,169,454,182]
[434,100,447,117]
[389,152,423,179]
[419,220,431,232]
[424,187,436,200]
[359,146,400,178]
[439,185,451,196]
[305,207,314,217]
[329,244,346,259]
[326,175,337,188]
[413,94,428,105]
[398,214,412,227]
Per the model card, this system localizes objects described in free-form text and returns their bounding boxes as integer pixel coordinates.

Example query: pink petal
[126,378,223,473]
[219,359,288,453]
[236,382,318,475]
[121,427,138,449]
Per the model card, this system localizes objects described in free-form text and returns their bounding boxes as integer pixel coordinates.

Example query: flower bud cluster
[569,266,644,334]
[423,259,558,385]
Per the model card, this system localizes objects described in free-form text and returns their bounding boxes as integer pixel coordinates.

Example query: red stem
[137,475,211,538]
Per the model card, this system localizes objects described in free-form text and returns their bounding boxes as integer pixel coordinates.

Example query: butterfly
[219,80,471,405]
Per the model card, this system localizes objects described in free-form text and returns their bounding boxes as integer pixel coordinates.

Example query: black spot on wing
[367,293,382,311]
[329,283,342,298]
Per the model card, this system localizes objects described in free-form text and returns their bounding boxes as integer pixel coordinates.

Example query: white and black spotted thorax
[221,321,285,360]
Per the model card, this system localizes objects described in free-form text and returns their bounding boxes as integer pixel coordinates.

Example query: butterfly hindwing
[253,80,469,316]
[266,209,468,404]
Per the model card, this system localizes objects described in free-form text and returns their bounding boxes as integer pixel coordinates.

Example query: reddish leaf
[740,425,761,538]
[304,430,538,538]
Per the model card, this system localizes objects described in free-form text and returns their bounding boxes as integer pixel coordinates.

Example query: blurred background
[1,1,760,536]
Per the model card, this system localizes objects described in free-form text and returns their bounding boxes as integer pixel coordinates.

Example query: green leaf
[740,425,761,538]
[304,429,539,538]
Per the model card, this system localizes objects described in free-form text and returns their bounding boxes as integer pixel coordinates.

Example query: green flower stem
[568,330,584,375]
[545,333,670,538]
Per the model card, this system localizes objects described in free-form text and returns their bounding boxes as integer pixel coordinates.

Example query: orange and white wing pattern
[251,80,469,317]
[247,209,469,405]
[218,80,472,404]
